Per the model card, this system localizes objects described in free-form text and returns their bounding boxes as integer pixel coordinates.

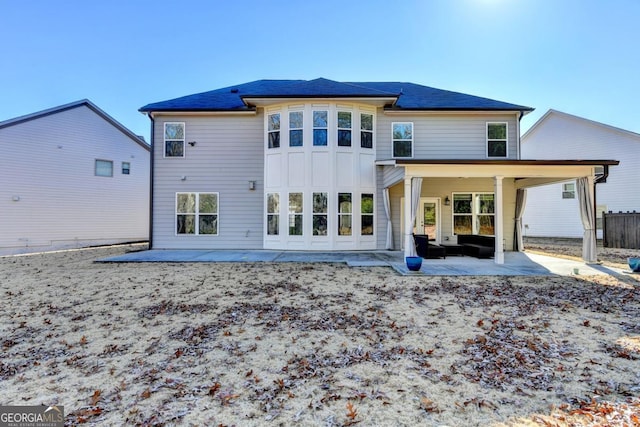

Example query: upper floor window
[392,122,413,158]
[121,162,130,175]
[313,111,328,146]
[95,159,113,177]
[164,122,185,157]
[562,182,575,199]
[289,111,303,147]
[176,192,218,235]
[361,113,373,149]
[487,122,507,158]
[337,111,352,147]
[268,113,280,149]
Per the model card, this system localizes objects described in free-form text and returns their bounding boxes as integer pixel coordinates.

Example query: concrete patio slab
[98,249,628,277]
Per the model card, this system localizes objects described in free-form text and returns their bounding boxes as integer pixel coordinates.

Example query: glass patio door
[418,198,440,243]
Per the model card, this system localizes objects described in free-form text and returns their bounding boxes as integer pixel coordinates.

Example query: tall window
[562,182,575,199]
[361,113,373,148]
[337,111,352,146]
[313,192,328,236]
[289,111,303,147]
[338,193,352,235]
[453,193,494,235]
[313,111,328,146]
[361,193,374,235]
[487,123,507,158]
[266,193,280,235]
[268,113,280,149]
[288,193,303,235]
[95,159,113,177]
[164,122,185,157]
[392,122,413,157]
[176,193,218,235]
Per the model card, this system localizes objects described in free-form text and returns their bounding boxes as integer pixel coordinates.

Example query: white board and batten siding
[152,113,265,249]
[0,102,150,254]
[521,110,638,239]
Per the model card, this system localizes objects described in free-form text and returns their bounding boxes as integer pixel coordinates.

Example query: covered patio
[378,159,619,264]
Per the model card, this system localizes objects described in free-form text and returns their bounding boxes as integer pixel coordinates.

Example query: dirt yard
[0,243,639,426]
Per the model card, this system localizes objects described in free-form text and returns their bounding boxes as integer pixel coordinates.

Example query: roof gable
[140,78,533,114]
[523,109,640,142]
[0,100,149,151]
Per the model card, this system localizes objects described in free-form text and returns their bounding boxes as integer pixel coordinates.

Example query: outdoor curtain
[577,177,597,263]
[513,188,527,251]
[407,178,423,257]
[383,187,393,250]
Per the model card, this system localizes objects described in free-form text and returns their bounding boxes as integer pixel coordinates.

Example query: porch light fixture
[444,196,450,206]
[248,180,256,190]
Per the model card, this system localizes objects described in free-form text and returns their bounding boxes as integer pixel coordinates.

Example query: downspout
[147,113,155,249]
[516,111,522,159]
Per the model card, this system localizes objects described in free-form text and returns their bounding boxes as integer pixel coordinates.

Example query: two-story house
[140,78,617,263]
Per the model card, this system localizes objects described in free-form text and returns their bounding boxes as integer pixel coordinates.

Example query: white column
[404,177,413,258]
[494,175,504,264]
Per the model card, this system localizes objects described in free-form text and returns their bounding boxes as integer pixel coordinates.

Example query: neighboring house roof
[0,99,150,151]
[522,109,640,141]
[139,78,533,114]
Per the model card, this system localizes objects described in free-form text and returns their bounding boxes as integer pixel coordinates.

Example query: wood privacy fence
[603,212,640,249]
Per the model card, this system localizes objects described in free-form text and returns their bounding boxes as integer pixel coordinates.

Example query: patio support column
[404,177,413,258]
[494,175,504,264]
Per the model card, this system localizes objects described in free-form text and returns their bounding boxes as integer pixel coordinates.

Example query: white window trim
[121,161,130,175]
[486,122,508,158]
[267,112,281,149]
[175,192,219,236]
[266,192,280,236]
[392,122,414,158]
[452,192,495,236]
[361,193,375,236]
[562,182,576,199]
[164,122,185,158]
[337,110,353,147]
[288,110,304,147]
[360,112,374,149]
[312,110,329,147]
[95,159,113,177]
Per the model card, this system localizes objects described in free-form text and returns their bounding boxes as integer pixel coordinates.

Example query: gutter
[147,113,154,249]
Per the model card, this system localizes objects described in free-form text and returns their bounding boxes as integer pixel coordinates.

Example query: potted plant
[405,256,423,271]
[628,257,640,273]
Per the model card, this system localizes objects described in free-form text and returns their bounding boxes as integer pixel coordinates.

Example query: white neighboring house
[0,99,150,255]
[521,109,639,239]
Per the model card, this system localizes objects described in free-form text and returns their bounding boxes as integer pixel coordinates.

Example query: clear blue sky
[2,0,638,142]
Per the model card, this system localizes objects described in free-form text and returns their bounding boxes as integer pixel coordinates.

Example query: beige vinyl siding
[0,105,150,254]
[152,113,264,249]
[376,110,519,160]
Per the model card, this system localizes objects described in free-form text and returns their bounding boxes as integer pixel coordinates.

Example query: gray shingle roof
[139,78,533,113]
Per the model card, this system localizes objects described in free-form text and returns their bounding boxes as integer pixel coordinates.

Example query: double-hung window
[453,193,495,235]
[176,193,219,235]
[338,193,352,235]
[289,111,303,147]
[313,111,328,146]
[361,113,373,149]
[313,192,328,236]
[562,182,575,199]
[268,113,280,149]
[487,123,507,158]
[121,162,130,175]
[361,193,374,235]
[95,159,113,177]
[266,193,280,235]
[337,112,352,146]
[164,122,185,157]
[288,193,303,235]
[392,122,413,157]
